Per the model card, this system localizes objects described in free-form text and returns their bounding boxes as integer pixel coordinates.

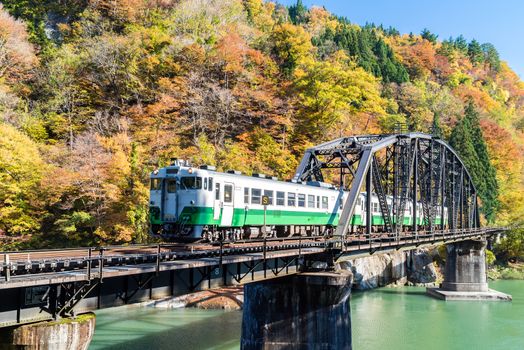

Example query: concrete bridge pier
[241,270,353,350]
[0,313,96,350]
[427,239,511,301]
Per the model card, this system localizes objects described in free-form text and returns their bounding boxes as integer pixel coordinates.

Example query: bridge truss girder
[293,133,480,238]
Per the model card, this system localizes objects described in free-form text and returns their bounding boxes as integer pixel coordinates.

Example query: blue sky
[278,0,524,78]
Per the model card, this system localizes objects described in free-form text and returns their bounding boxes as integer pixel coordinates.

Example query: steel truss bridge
[0,133,506,328]
[294,132,481,237]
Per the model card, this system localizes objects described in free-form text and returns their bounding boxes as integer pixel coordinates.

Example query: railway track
[2,237,324,262]
[0,236,327,279]
[0,228,503,280]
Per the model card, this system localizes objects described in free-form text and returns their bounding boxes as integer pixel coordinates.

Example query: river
[89,280,524,350]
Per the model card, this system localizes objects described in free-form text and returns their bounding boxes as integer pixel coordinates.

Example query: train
[149,160,448,241]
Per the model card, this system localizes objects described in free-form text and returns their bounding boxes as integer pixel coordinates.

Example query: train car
[150,160,448,241]
[150,160,344,241]
[355,194,448,231]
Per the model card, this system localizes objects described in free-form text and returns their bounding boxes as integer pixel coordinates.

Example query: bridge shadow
[371,289,427,296]
[91,308,241,350]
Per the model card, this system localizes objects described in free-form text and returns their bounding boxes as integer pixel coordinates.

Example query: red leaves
[0,5,37,83]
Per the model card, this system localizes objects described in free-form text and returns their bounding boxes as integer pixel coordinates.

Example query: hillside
[0,0,523,253]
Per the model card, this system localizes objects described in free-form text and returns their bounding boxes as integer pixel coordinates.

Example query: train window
[224,185,233,203]
[288,193,296,207]
[322,196,328,209]
[204,177,207,190]
[251,189,261,204]
[215,183,220,200]
[166,179,176,193]
[180,177,202,190]
[372,202,378,213]
[316,196,320,208]
[276,191,285,206]
[357,198,361,206]
[264,190,274,205]
[208,177,213,191]
[298,194,306,207]
[244,188,250,204]
[308,195,315,208]
[150,178,162,190]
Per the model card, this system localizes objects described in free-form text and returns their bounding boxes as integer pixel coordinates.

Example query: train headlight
[188,168,193,174]
[190,200,195,205]
[153,169,159,175]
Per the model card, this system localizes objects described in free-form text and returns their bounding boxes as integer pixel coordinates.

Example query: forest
[0,0,522,262]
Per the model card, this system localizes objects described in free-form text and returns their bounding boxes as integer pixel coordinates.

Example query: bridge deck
[1,228,501,288]
[0,246,324,290]
[0,228,505,328]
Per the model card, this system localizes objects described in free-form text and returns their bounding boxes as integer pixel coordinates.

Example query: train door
[213,183,221,220]
[361,193,367,226]
[220,183,234,226]
[163,178,178,221]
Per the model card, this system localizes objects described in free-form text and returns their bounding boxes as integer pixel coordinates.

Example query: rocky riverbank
[339,248,441,290]
[0,313,96,350]
[488,262,524,280]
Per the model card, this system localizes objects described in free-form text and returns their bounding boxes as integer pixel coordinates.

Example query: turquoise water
[89,280,524,350]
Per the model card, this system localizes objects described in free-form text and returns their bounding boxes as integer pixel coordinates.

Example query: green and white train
[149,160,448,241]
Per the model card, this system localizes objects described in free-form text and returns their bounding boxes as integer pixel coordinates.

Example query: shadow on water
[90,308,241,350]
[371,289,428,297]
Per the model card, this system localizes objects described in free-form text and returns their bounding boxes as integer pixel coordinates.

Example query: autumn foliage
[0,0,522,252]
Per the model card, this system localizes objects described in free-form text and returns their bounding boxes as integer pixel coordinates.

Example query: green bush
[499,268,524,280]
[486,249,496,266]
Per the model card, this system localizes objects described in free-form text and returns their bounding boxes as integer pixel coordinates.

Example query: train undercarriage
[152,223,448,243]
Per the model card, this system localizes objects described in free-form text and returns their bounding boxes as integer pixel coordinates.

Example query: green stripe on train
[149,206,162,225]
[173,206,345,227]
[156,206,447,227]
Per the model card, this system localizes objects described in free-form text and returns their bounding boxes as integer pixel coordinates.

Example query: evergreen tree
[468,39,484,65]
[317,24,408,83]
[437,39,455,58]
[466,103,499,221]
[449,102,499,222]
[431,112,443,137]
[453,35,468,53]
[421,28,438,44]
[385,26,400,37]
[481,43,501,72]
[288,0,308,25]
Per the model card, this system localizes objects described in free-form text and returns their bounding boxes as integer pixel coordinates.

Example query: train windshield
[180,177,202,190]
[166,179,177,193]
